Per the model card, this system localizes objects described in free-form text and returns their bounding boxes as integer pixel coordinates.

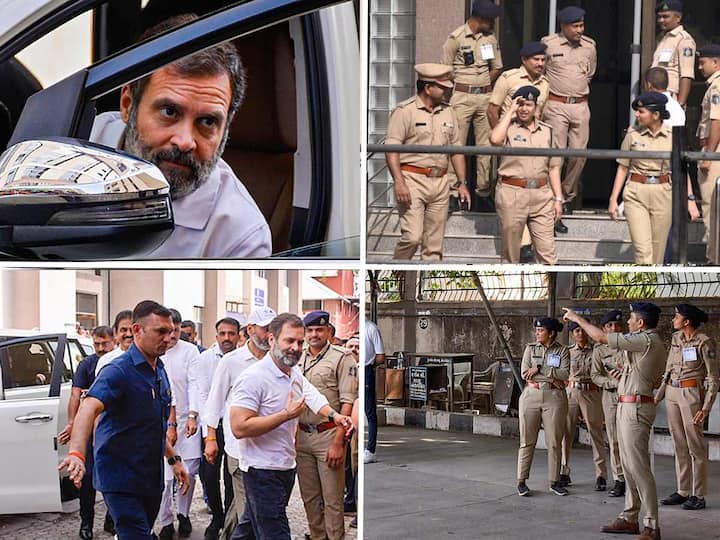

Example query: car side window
[0,340,54,388]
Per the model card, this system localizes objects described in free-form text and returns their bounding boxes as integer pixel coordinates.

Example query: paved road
[0,481,357,540]
[366,426,720,540]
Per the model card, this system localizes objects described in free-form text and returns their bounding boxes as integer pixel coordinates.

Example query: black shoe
[517,481,530,496]
[562,203,573,215]
[350,517,358,528]
[448,195,461,214]
[595,476,607,491]
[682,495,706,510]
[608,479,625,497]
[554,220,568,234]
[204,516,223,539]
[79,522,93,540]
[178,514,192,537]
[550,482,568,496]
[520,244,534,263]
[559,474,572,487]
[103,514,115,535]
[159,524,175,540]
[344,501,357,513]
[661,491,688,505]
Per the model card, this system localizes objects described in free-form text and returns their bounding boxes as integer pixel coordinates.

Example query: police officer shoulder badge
[349,365,357,377]
[683,47,693,57]
[712,95,720,105]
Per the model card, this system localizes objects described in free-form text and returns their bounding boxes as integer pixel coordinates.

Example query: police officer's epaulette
[537,120,554,132]
[580,35,596,46]
[450,25,465,39]
[329,343,348,355]
[542,33,559,44]
[395,96,416,109]
[500,68,518,80]
[592,342,606,350]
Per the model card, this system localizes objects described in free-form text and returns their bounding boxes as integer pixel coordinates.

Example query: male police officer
[564,303,665,540]
[385,64,469,260]
[297,311,358,540]
[652,0,696,107]
[590,309,627,497]
[442,0,503,206]
[656,304,719,511]
[542,6,596,231]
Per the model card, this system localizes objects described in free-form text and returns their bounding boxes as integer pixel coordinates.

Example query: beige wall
[109,270,165,320]
[415,0,465,63]
[2,270,40,330]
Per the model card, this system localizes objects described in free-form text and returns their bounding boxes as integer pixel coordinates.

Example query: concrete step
[367,207,707,264]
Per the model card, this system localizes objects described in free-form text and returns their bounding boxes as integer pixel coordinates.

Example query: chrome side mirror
[0,138,173,259]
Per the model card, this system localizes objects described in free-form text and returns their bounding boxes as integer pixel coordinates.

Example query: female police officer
[517,317,569,496]
[608,91,699,264]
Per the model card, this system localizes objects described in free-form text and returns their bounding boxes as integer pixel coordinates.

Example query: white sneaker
[364,450,376,464]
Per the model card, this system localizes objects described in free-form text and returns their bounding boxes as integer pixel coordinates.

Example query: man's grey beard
[251,333,270,352]
[123,103,228,200]
[273,341,300,368]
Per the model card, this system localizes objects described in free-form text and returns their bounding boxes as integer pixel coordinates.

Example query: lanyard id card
[547,353,561,368]
[682,347,698,362]
[658,48,673,63]
[480,43,495,60]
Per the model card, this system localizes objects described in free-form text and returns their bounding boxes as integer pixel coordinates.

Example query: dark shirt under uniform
[73,353,99,390]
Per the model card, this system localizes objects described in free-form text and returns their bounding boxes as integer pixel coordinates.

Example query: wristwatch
[168,422,178,428]
[328,410,336,422]
[688,194,697,201]
[167,455,182,466]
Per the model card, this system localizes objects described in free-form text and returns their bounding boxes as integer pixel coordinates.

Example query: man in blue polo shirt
[59,300,190,539]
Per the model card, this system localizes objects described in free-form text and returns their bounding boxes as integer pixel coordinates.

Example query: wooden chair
[472,361,501,414]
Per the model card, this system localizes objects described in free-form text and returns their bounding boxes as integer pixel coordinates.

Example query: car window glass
[0,339,55,389]
[67,339,83,375]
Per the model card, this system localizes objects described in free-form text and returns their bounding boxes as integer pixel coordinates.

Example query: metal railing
[368,126,720,264]
[417,271,548,302]
[365,269,405,303]
[574,271,720,300]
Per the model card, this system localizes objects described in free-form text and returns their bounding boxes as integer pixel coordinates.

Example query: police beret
[471,0,501,19]
[519,41,547,58]
[632,91,670,119]
[303,310,331,327]
[675,304,709,326]
[535,317,563,332]
[629,302,661,317]
[512,85,541,101]
[656,0,683,13]
[415,63,454,88]
[600,309,623,326]
[698,44,720,58]
[567,321,580,331]
[558,6,585,24]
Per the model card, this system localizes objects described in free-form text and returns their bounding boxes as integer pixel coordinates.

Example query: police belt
[670,378,699,388]
[299,421,336,433]
[629,173,670,185]
[401,164,448,177]
[548,92,587,104]
[569,381,600,391]
[454,82,491,94]
[618,394,653,403]
[501,176,548,189]
[527,380,563,390]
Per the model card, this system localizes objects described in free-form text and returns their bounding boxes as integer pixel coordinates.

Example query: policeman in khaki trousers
[564,303,666,540]
[517,318,569,497]
[656,304,719,511]
[560,321,608,491]
[490,86,564,264]
[609,92,699,265]
[442,0,502,204]
[297,311,358,540]
[590,309,627,498]
[652,0,696,107]
[697,44,720,264]
[385,64,470,261]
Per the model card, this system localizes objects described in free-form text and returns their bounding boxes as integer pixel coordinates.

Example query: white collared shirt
[231,354,329,471]
[94,346,124,376]
[197,343,224,432]
[662,91,686,128]
[89,112,272,258]
[364,320,385,366]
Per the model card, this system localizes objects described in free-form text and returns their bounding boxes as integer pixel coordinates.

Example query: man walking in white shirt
[645,67,686,127]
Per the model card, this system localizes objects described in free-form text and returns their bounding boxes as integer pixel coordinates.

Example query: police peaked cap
[675,303,709,326]
[471,0,501,19]
[629,302,661,317]
[558,6,585,24]
[512,85,540,101]
[632,92,670,119]
[303,310,331,327]
[567,321,581,331]
[600,310,623,326]
[535,317,563,332]
[519,41,547,58]
[656,0,683,13]
[698,44,720,58]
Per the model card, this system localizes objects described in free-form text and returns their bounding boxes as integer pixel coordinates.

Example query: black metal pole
[547,272,557,318]
[368,270,378,323]
[671,126,688,264]
[471,272,524,390]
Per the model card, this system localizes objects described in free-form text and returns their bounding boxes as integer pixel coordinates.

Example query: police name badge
[682,347,698,362]
[480,43,495,60]
[547,353,561,368]
[658,48,673,63]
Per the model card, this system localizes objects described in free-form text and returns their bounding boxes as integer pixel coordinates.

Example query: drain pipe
[629,0,642,126]
[471,272,524,390]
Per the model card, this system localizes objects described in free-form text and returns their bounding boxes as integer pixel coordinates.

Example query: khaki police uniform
[386,95,462,260]
[495,119,561,264]
[443,23,503,196]
[297,342,358,540]
[651,25,696,98]
[656,331,719,498]
[591,343,625,484]
[697,70,720,263]
[608,330,666,530]
[541,32,596,206]
[561,343,608,481]
[490,66,550,118]
[616,124,673,264]
[517,341,569,484]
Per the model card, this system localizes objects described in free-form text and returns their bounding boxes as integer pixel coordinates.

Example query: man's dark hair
[92,325,114,339]
[113,310,133,331]
[645,67,669,92]
[634,311,660,329]
[268,313,304,339]
[129,13,246,126]
[215,317,240,332]
[133,300,172,323]
[416,80,430,94]
[240,326,249,339]
[168,309,183,325]
[181,320,196,331]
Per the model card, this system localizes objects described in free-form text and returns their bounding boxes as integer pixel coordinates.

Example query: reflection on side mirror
[0,138,173,260]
